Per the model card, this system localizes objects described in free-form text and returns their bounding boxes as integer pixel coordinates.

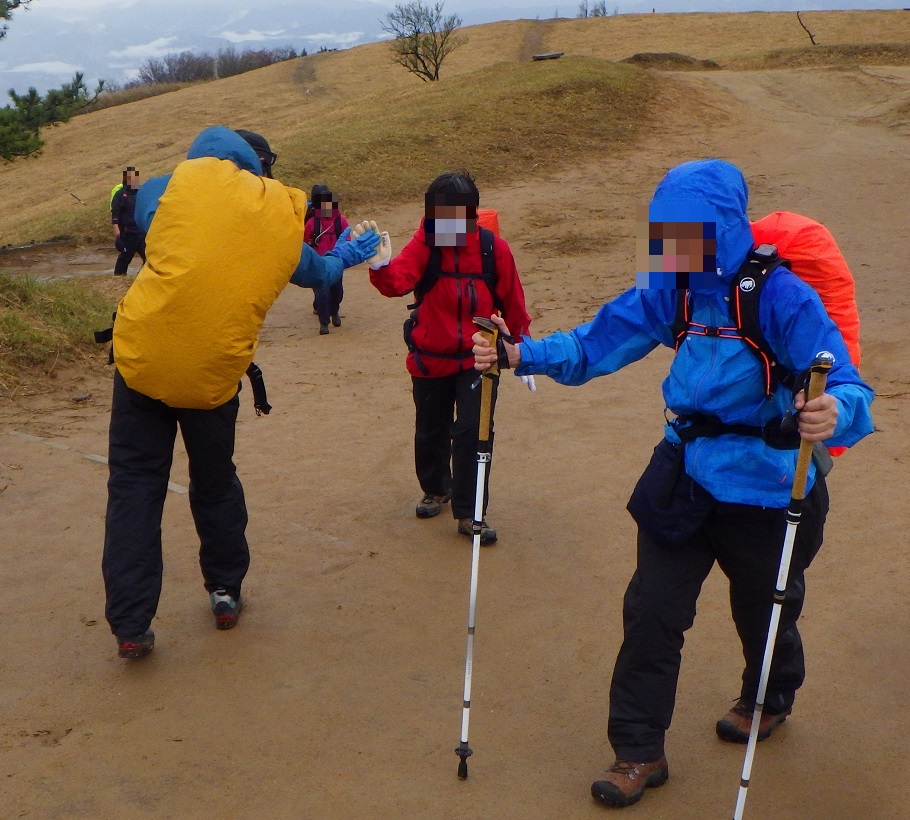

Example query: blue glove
[330,226,380,268]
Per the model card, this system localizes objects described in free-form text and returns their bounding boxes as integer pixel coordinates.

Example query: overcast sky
[2,0,906,95]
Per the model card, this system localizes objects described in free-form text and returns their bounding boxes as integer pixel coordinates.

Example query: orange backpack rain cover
[751,211,861,455]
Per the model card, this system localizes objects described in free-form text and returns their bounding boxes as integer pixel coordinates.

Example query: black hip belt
[672,412,800,451]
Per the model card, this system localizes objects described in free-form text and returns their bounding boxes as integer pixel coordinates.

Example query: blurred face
[425,203,477,247]
[125,169,140,189]
[318,199,336,217]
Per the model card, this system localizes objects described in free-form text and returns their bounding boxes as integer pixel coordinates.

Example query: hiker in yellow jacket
[103,126,383,660]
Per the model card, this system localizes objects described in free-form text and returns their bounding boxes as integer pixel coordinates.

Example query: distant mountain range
[1,0,907,95]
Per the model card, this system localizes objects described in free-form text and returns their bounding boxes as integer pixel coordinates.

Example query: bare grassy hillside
[2,10,910,246]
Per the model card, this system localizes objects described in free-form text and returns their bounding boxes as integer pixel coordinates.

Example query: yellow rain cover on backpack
[113,155,306,409]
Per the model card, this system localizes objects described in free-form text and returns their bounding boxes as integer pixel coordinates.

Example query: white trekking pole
[455,317,500,780]
[733,351,834,819]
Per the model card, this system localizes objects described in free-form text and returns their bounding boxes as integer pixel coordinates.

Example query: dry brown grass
[731,42,910,70]
[78,81,203,115]
[3,10,910,246]
[0,273,123,395]
[620,52,720,70]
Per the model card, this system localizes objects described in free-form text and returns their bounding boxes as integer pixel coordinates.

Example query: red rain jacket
[371,219,531,378]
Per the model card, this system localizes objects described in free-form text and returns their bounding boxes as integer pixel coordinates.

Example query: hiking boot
[117,629,155,659]
[716,699,791,743]
[331,312,342,327]
[319,324,330,335]
[591,757,669,808]
[416,492,451,519]
[210,589,243,630]
[458,517,497,545]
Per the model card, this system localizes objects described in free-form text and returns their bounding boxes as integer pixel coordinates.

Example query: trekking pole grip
[473,317,501,379]
[473,317,499,444]
[792,351,835,500]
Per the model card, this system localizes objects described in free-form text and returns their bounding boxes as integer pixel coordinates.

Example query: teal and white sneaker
[210,589,243,630]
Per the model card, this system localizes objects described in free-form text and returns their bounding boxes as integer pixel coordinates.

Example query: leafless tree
[796,11,818,46]
[381,1,466,82]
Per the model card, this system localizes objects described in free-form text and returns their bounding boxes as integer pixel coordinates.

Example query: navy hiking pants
[113,231,146,275]
[102,370,249,640]
[412,369,499,520]
[608,477,828,763]
[313,278,344,326]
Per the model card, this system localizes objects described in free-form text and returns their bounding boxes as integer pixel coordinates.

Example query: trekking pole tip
[456,743,472,780]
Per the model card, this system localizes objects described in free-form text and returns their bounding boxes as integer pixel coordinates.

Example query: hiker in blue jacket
[473,159,874,809]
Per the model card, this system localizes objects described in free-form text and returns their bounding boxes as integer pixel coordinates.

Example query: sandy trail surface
[1,67,908,818]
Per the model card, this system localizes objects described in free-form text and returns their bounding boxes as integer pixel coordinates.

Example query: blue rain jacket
[134,125,343,290]
[516,160,874,507]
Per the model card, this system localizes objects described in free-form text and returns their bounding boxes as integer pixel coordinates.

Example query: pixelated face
[318,199,337,217]
[424,195,478,248]
[635,204,718,289]
[125,168,139,188]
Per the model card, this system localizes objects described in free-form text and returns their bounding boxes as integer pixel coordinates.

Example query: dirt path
[1,67,907,819]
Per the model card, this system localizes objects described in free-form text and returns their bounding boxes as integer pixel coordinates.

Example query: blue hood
[185,125,263,176]
[135,126,264,233]
[649,159,754,284]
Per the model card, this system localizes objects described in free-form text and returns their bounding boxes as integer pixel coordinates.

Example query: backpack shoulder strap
[478,227,504,312]
[671,289,690,350]
[408,246,443,311]
[408,228,501,312]
[334,214,342,238]
[731,245,794,395]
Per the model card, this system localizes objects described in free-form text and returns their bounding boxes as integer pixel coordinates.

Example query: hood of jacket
[185,125,263,176]
[649,159,753,285]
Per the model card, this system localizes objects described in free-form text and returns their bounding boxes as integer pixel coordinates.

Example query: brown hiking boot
[716,699,791,743]
[415,492,451,519]
[591,758,669,807]
[457,517,497,545]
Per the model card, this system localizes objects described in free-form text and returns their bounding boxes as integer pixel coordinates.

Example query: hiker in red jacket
[369,171,531,544]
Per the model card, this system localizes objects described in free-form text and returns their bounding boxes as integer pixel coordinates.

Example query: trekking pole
[456,316,500,780]
[733,351,834,820]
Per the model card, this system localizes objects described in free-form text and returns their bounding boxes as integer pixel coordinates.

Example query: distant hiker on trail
[111,166,146,276]
[101,126,381,661]
[473,159,874,809]
[305,184,349,335]
[369,171,531,545]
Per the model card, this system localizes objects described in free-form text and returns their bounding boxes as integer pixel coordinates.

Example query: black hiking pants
[102,370,249,641]
[412,369,499,520]
[114,231,146,275]
[607,477,828,763]
[313,278,344,326]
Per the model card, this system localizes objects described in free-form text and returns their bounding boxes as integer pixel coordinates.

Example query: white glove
[520,374,536,392]
[351,220,392,268]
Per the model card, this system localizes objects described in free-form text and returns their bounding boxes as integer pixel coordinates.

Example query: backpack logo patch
[739,277,756,293]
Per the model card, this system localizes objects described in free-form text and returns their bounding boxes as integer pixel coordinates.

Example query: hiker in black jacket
[111,167,147,276]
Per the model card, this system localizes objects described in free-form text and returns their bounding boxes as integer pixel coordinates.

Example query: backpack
[751,211,860,368]
[403,226,501,376]
[110,183,123,207]
[672,212,861,396]
[308,213,343,248]
[112,155,308,410]
[407,226,500,311]
[670,212,861,459]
